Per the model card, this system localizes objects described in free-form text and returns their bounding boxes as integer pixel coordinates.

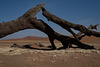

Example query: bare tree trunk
[42,7,100,38]
[0,16,95,49]
[0,3,45,38]
[0,3,95,50]
[0,19,33,38]
[28,18,95,49]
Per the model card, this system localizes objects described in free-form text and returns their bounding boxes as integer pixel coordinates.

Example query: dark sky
[0,0,100,39]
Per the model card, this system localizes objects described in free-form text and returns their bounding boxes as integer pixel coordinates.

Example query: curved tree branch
[0,17,95,49]
[28,18,95,49]
[0,3,45,38]
[78,24,99,40]
[0,3,95,50]
[42,7,100,38]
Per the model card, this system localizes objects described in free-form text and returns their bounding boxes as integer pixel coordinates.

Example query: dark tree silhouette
[42,7,100,40]
[0,3,99,50]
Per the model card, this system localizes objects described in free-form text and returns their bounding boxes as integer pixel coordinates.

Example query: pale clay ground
[0,41,100,67]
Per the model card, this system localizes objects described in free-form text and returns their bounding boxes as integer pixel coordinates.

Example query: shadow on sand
[10,43,96,51]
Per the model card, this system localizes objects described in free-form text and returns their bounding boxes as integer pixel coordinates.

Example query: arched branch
[28,18,95,49]
[42,7,100,38]
[0,3,95,50]
[0,3,45,38]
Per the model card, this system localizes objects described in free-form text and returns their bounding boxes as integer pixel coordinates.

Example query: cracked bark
[0,17,95,49]
[0,3,96,49]
[0,3,45,38]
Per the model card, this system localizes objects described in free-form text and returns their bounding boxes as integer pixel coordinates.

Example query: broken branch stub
[77,24,99,38]
[42,7,100,37]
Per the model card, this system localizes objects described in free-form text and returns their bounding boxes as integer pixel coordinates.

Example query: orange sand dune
[81,36,100,44]
[70,35,100,44]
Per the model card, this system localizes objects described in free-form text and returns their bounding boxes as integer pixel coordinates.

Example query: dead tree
[0,3,45,38]
[0,18,95,49]
[67,24,99,48]
[28,18,95,49]
[0,3,96,49]
[42,7,100,40]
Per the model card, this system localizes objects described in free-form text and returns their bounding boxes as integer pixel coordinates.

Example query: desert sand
[0,36,100,67]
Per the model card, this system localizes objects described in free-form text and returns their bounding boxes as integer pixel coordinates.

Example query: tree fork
[28,18,95,49]
[42,7,100,37]
[0,3,95,49]
[77,24,99,40]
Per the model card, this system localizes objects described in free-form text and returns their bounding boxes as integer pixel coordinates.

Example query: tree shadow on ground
[11,43,54,51]
[11,43,96,51]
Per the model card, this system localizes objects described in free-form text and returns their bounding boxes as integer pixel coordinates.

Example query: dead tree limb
[66,24,99,48]
[78,24,99,40]
[77,24,99,38]
[0,3,95,49]
[0,3,45,38]
[42,7,100,38]
[0,16,95,49]
[28,18,95,49]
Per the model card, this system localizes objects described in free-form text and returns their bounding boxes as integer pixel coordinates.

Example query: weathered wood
[42,7,100,38]
[77,24,99,37]
[0,17,95,49]
[66,24,99,48]
[77,24,99,40]
[0,3,95,49]
[28,18,95,49]
[0,3,45,38]
[0,18,34,38]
